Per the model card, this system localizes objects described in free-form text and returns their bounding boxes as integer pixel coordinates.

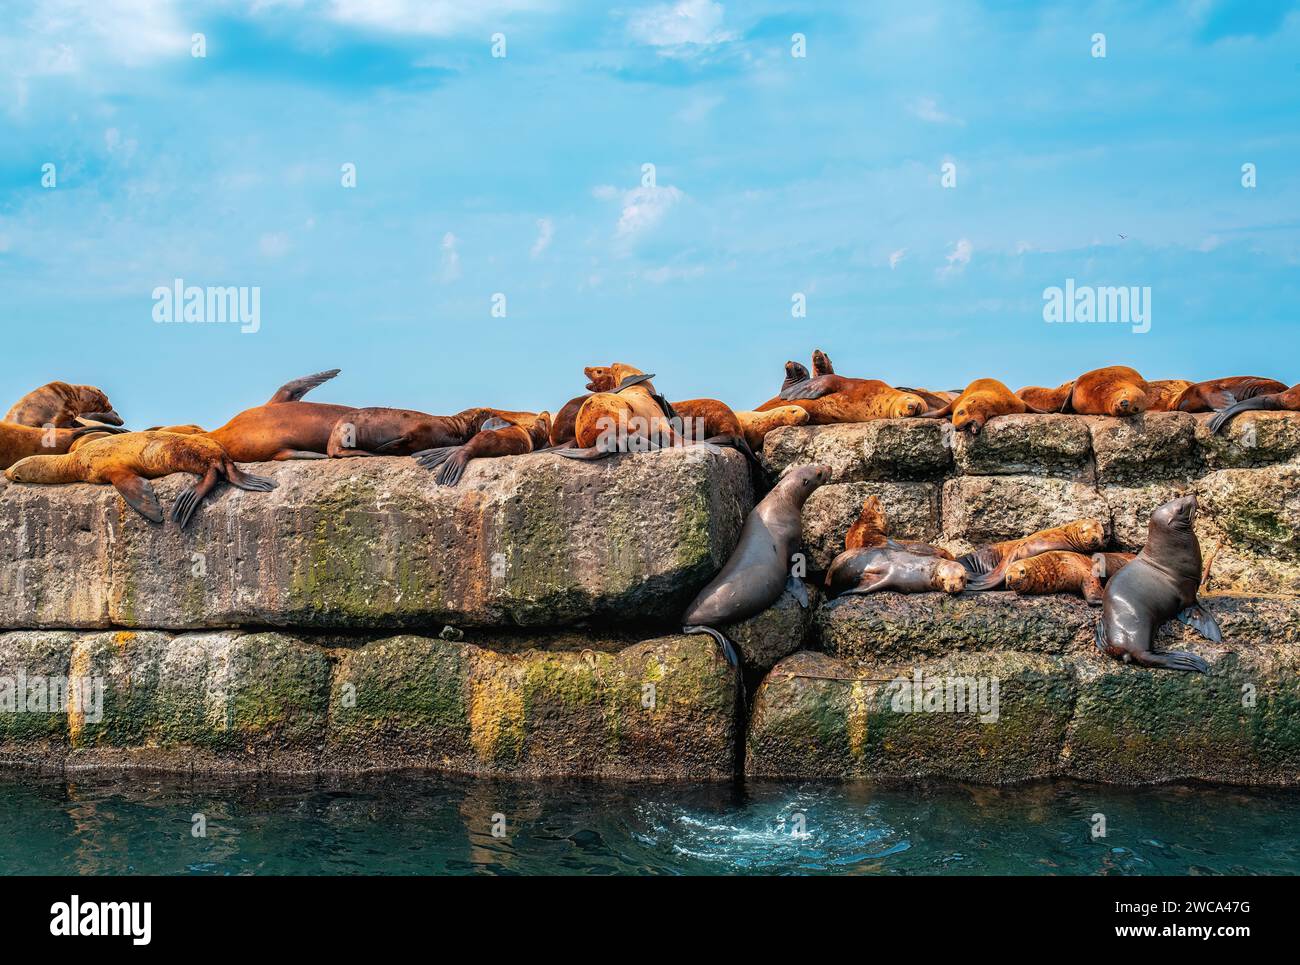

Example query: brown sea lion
[758,370,927,423]
[1015,381,1074,413]
[733,407,810,450]
[5,430,276,528]
[415,411,552,486]
[202,369,353,461]
[1144,379,1194,412]
[1005,551,1106,605]
[682,463,831,664]
[5,382,123,428]
[1066,366,1150,416]
[0,422,126,470]
[1092,551,1136,582]
[146,424,207,435]
[560,364,687,460]
[326,406,494,457]
[844,495,953,558]
[1209,382,1300,434]
[825,546,967,596]
[550,395,587,446]
[918,378,1049,434]
[1095,494,1219,673]
[898,386,961,413]
[959,518,1107,591]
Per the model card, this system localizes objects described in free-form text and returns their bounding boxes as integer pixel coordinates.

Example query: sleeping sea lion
[918,378,1049,433]
[825,546,967,597]
[5,430,276,528]
[0,421,127,470]
[415,411,552,486]
[682,463,831,664]
[1005,551,1106,605]
[1095,494,1219,673]
[1173,376,1288,414]
[1144,379,1194,412]
[733,407,810,450]
[897,386,960,413]
[959,518,1107,591]
[758,369,927,423]
[550,395,587,446]
[1015,381,1074,413]
[1066,366,1150,416]
[844,495,953,558]
[202,369,354,461]
[1208,382,1300,434]
[326,406,495,457]
[5,381,123,428]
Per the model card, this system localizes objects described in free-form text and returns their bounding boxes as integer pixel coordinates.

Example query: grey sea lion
[682,463,831,664]
[825,545,967,596]
[1095,494,1220,673]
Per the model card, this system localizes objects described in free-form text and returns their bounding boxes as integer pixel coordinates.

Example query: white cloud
[530,217,554,257]
[439,231,461,281]
[889,248,907,269]
[259,232,291,257]
[628,0,734,49]
[909,96,963,125]
[591,185,620,200]
[938,238,972,278]
[615,184,684,238]
[677,93,723,123]
[326,0,546,36]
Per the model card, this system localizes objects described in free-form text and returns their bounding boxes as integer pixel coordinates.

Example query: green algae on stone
[0,631,78,744]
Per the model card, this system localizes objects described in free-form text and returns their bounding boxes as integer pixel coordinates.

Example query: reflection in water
[1,771,1298,876]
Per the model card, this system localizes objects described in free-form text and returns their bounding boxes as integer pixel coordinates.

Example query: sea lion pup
[4,381,123,428]
[202,368,354,461]
[5,430,276,528]
[1065,365,1151,416]
[1005,551,1107,605]
[1144,379,1194,412]
[326,406,494,457]
[844,495,953,558]
[1015,380,1074,413]
[958,518,1106,591]
[559,364,689,460]
[1095,494,1219,673]
[1172,376,1287,413]
[825,546,968,597]
[0,422,127,470]
[1209,381,1300,434]
[682,463,831,664]
[733,407,810,450]
[918,378,1049,434]
[414,411,552,486]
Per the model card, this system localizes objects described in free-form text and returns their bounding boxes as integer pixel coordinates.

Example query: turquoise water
[1,771,1297,875]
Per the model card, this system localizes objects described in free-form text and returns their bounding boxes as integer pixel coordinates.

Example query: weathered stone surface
[746,650,1075,782]
[1198,465,1300,561]
[951,414,1092,477]
[762,420,952,483]
[1089,413,1201,483]
[799,481,941,571]
[0,630,77,753]
[721,583,818,672]
[1194,412,1300,470]
[1099,480,1190,550]
[942,475,1109,546]
[0,448,751,630]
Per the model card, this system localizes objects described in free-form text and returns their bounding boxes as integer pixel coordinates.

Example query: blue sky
[2,0,1297,428]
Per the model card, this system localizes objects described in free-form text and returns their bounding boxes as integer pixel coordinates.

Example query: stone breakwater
[0,413,1297,784]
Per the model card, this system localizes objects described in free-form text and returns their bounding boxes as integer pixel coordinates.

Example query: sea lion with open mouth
[1095,494,1219,673]
[5,381,123,428]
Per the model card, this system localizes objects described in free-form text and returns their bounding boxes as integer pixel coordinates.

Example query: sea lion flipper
[1177,604,1223,643]
[1144,650,1210,674]
[106,471,163,523]
[224,463,278,492]
[435,450,472,487]
[780,381,834,402]
[557,447,613,460]
[480,416,511,432]
[613,373,655,392]
[414,446,458,471]
[266,369,341,405]
[786,576,809,608]
[1208,396,1269,434]
[652,393,677,421]
[682,625,739,667]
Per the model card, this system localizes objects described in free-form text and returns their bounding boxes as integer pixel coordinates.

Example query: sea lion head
[785,361,810,383]
[891,391,927,419]
[951,400,984,435]
[1109,380,1150,416]
[1150,493,1197,532]
[780,462,832,505]
[5,457,41,483]
[1065,517,1107,550]
[584,366,617,392]
[811,349,833,377]
[934,560,968,594]
[75,386,122,425]
[766,405,810,430]
[1005,559,1031,591]
[527,411,552,447]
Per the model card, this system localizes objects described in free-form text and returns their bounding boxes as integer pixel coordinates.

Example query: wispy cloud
[908,95,963,125]
[530,217,554,257]
[627,0,734,50]
[938,238,972,278]
[438,231,461,282]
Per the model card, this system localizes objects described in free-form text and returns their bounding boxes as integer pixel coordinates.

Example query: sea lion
[1005,551,1106,605]
[825,546,967,596]
[682,463,831,664]
[843,495,953,558]
[559,364,686,460]
[550,395,587,446]
[5,430,276,528]
[0,421,127,470]
[959,518,1107,591]
[1144,379,1194,413]
[1015,381,1074,413]
[1173,376,1288,414]
[5,381,123,428]
[918,378,1048,434]
[414,411,552,486]
[1208,381,1300,434]
[1066,366,1150,416]
[326,406,494,457]
[898,386,960,413]
[202,369,354,461]
[758,369,927,423]
[1092,551,1136,582]
[811,349,834,377]
[733,407,810,450]
[1095,494,1219,673]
